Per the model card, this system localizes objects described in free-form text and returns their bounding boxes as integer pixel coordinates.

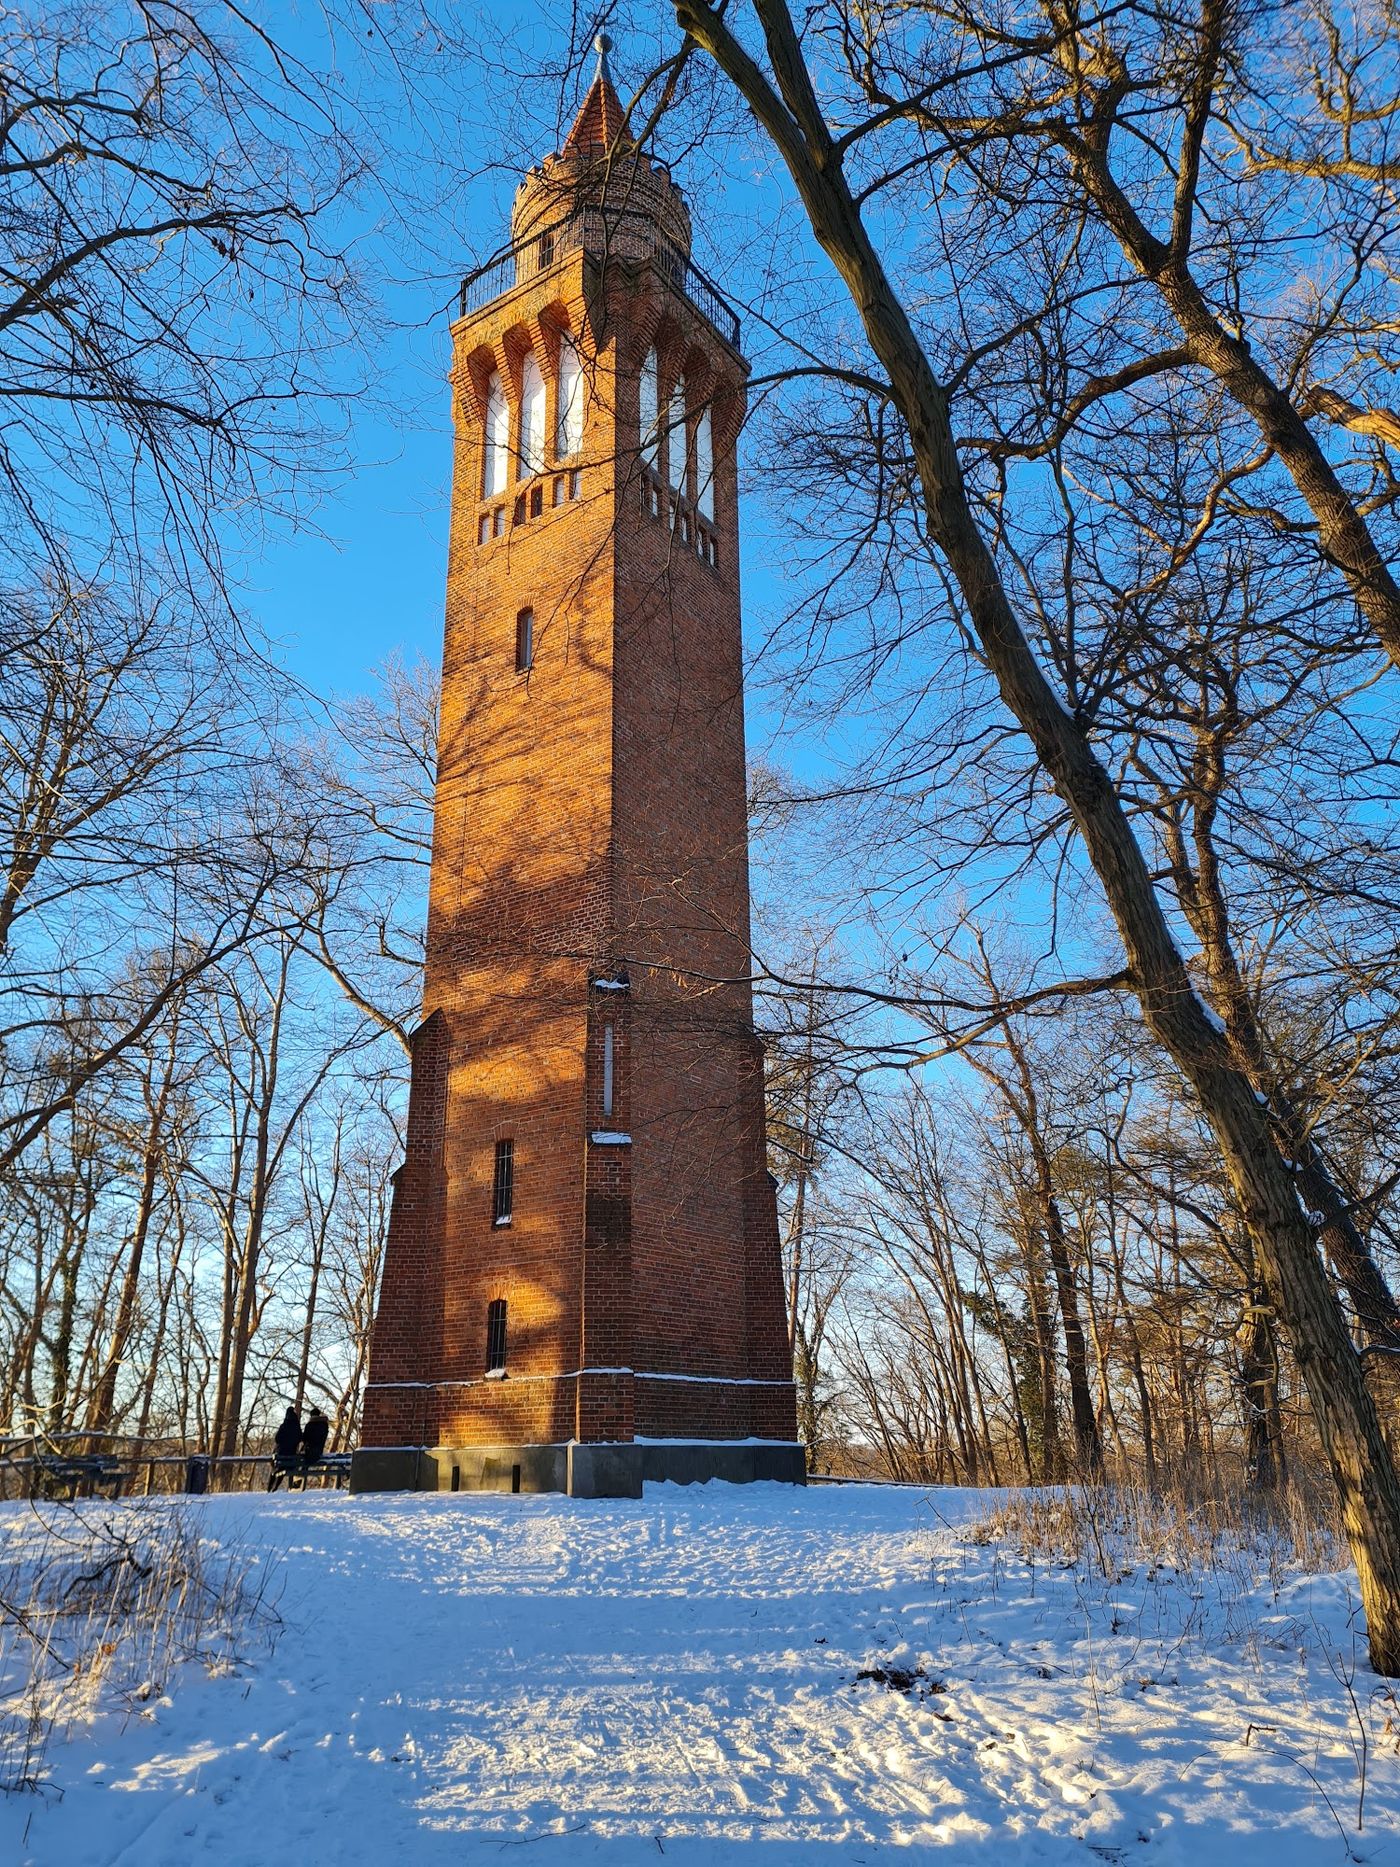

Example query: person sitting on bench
[301,1406,330,1466]
[267,1405,302,1491]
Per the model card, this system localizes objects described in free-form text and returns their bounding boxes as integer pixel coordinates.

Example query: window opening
[518,352,546,477]
[492,1138,514,1225]
[666,379,687,491]
[640,348,659,469]
[696,406,715,520]
[557,337,584,458]
[486,1298,508,1373]
[530,481,543,518]
[602,1022,615,1119]
[477,514,489,545]
[483,372,509,498]
[569,468,582,499]
[538,229,555,270]
[515,608,533,674]
[553,476,565,506]
[492,507,505,538]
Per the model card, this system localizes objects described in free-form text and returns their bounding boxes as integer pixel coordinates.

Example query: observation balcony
[458,207,741,350]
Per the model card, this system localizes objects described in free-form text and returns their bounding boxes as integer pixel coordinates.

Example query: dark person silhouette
[301,1407,330,1465]
[274,1406,301,1458]
[267,1405,302,1491]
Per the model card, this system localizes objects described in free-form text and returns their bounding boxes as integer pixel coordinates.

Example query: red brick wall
[362,239,796,1453]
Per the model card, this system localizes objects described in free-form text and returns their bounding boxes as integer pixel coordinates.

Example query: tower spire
[564,30,630,155]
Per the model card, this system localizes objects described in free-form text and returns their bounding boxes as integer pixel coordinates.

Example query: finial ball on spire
[595,31,613,54]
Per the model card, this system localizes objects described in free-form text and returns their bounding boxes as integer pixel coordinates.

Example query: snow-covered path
[2,1483,1396,1865]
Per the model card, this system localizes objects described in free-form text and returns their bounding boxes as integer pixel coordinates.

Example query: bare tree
[660,0,1400,1667]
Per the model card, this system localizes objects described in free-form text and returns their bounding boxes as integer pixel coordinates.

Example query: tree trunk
[990,1028,1105,1477]
[88,1142,162,1433]
[1167,745,1400,1351]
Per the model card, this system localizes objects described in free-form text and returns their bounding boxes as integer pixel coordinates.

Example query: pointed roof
[564,33,631,156]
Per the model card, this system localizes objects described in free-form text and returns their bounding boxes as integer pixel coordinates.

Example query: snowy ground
[0,1482,1396,1865]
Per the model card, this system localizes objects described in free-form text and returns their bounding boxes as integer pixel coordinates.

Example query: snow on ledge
[589,1130,632,1145]
[628,1436,804,1447]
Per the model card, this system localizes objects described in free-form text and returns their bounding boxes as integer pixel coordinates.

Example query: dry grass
[969,1468,1342,1581]
[0,1501,284,1793]
[958,1468,1346,1655]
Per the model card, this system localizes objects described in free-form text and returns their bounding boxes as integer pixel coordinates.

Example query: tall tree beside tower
[669,0,1400,1673]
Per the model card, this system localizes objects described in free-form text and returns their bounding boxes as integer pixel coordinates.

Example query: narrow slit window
[537,229,555,270]
[557,336,584,459]
[518,352,546,477]
[483,372,509,498]
[666,378,688,491]
[530,481,543,517]
[515,607,533,674]
[602,1022,615,1118]
[492,1138,514,1225]
[486,1298,508,1373]
[696,406,715,520]
[640,348,659,470]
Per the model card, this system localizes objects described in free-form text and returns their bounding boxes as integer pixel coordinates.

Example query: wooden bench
[266,1451,352,1492]
[31,1453,127,1500]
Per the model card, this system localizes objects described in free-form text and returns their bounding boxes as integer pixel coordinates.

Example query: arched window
[640,348,659,470]
[666,378,688,491]
[695,406,714,521]
[486,1298,508,1374]
[556,337,584,459]
[518,353,546,477]
[483,372,509,498]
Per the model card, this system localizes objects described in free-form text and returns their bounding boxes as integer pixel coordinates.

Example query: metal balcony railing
[458,207,741,348]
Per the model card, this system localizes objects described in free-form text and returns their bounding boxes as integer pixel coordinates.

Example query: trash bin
[185,1453,211,1495]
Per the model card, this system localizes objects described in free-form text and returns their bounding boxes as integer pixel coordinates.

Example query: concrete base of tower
[349,1440,807,1497]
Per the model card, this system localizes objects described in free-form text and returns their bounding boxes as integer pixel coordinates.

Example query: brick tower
[352,42,800,1497]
